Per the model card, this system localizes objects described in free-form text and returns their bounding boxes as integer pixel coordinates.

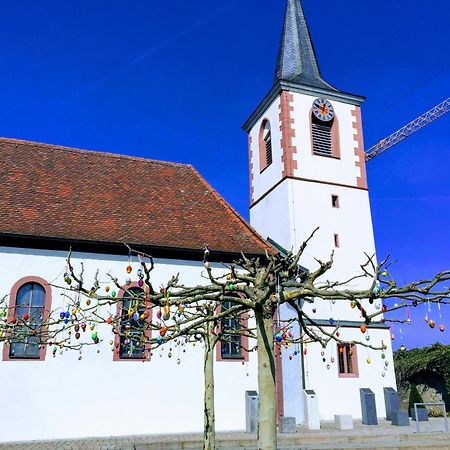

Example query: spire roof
[275,0,338,91]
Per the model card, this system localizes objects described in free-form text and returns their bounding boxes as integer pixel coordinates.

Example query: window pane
[346,345,353,373]
[220,300,242,358]
[120,288,146,359]
[10,283,46,359]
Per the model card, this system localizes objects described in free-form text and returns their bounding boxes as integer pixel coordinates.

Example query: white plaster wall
[0,247,258,442]
[249,180,292,250]
[288,179,380,320]
[249,97,283,202]
[291,92,361,187]
[303,327,397,420]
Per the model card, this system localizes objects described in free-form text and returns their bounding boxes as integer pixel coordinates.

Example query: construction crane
[365,98,450,162]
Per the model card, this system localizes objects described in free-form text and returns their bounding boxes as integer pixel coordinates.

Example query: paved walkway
[1,419,450,449]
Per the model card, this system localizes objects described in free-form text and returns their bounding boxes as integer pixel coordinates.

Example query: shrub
[408,384,425,417]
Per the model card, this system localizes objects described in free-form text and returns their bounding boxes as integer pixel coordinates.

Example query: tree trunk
[203,330,216,450]
[256,310,277,450]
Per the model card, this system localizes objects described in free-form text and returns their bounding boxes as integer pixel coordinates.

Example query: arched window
[114,285,151,361]
[3,277,52,361]
[259,119,273,172]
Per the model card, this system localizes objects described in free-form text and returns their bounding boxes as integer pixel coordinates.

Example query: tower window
[312,115,333,157]
[331,195,340,208]
[334,234,340,248]
[259,120,273,172]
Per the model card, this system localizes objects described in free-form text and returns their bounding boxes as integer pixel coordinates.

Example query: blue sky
[0,0,448,350]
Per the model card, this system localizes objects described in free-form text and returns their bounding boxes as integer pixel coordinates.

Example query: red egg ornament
[439,324,445,332]
[23,313,29,321]
[428,320,436,329]
[360,324,367,334]
[126,265,132,274]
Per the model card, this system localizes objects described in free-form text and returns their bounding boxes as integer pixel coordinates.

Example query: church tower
[243,0,396,422]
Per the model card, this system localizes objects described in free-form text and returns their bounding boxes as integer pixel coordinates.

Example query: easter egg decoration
[326,364,330,370]
[81,323,87,332]
[303,348,307,356]
[381,270,388,277]
[321,351,325,357]
[312,308,316,314]
[382,372,386,377]
[281,332,287,340]
[382,304,388,312]
[105,286,110,293]
[391,333,395,340]
[275,333,282,343]
[399,345,406,351]
[350,301,356,309]
[366,357,371,364]
[90,324,95,331]
[137,268,143,278]
[322,357,326,363]
[106,317,113,325]
[86,299,91,306]
[365,335,370,341]
[75,332,81,340]
[126,265,132,274]
[74,324,80,332]
[439,324,445,332]
[160,326,168,337]
[381,353,386,359]
[64,273,72,285]
[132,312,139,322]
[428,320,436,329]
[156,309,162,320]
[360,324,367,334]
[10,316,17,324]
[23,313,29,321]
[373,285,381,296]
[330,357,335,363]
[163,304,170,321]
[111,291,116,298]
[329,318,335,325]
[125,278,131,286]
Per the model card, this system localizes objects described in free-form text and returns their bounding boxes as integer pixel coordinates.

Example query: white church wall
[0,246,258,442]
[287,179,380,321]
[249,180,292,250]
[303,326,397,420]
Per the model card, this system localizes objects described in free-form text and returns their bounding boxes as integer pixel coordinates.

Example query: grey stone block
[384,387,400,420]
[391,410,409,426]
[360,388,378,425]
[279,416,297,433]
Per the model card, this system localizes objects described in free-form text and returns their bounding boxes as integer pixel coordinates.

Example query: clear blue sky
[0,0,448,350]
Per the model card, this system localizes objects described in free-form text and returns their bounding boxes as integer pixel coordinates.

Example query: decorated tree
[1,230,450,450]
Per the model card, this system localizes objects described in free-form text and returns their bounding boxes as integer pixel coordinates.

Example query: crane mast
[365,98,450,162]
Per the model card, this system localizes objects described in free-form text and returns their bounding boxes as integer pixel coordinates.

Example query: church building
[0,0,395,442]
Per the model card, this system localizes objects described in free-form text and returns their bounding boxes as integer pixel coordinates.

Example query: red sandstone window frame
[337,343,359,378]
[259,118,273,173]
[216,297,249,363]
[309,107,341,159]
[113,282,152,362]
[2,276,52,362]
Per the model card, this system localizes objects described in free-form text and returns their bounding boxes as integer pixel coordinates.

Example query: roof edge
[0,137,190,169]
[0,233,269,262]
[242,81,366,133]
[189,167,275,254]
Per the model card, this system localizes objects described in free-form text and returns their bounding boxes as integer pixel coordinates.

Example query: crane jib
[365,98,450,162]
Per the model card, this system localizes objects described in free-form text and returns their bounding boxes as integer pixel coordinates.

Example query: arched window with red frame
[259,119,273,172]
[3,276,52,361]
[113,284,152,361]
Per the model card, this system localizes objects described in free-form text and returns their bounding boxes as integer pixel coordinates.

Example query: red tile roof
[0,138,271,256]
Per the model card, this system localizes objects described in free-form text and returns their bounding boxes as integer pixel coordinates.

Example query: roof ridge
[189,167,273,254]
[0,137,190,169]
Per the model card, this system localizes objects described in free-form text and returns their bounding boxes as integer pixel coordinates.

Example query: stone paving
[1,419,450,449]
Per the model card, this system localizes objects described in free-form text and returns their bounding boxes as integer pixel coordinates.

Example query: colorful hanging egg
[125,278,131,286]
[160,326,168,337]
[366,357,371,364]
[275,333,282,342]
[126,265,132,274]
[360,324,367,334]
[156,310,162,319]
[439,324,445,332]
[23,313,29,321]
[105,286,110,292]
[329,318,335,325]
[428,320,436,329]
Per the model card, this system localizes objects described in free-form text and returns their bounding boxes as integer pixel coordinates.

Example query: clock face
[313,98,335,122]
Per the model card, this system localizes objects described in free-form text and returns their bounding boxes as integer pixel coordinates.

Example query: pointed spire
[275,0,337,91]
